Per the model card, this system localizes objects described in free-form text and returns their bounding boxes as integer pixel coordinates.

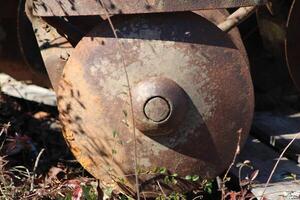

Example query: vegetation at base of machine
[0,91,260,199]
[0,93,98,200]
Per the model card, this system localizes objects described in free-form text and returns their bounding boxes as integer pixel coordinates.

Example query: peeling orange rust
[64,129,93,169]
[77,155,92,169]
[57,11,254,197]
[32,0,266,16]
[64,128,75,141]
[29,16,73,91]
[70,145,81,156]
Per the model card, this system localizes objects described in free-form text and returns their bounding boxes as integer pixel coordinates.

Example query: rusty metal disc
[195,9,248,62]
[286,0,300,90]
[57,12,254,196]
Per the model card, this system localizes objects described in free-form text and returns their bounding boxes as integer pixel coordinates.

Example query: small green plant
[155,191,187,200]
[82,185,98,200]
[203,180,213,194]
[185,175,200,182]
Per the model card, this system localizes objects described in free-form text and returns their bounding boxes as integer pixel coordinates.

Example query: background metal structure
[286,0,300,90]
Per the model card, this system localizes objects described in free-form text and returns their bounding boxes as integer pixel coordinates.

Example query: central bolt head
[144,97,170,122]
[132,77,188,136]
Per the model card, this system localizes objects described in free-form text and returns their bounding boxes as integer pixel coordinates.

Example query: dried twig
[259,132,300,200]
[218,6,257,32]
[156,181,167,198]
[223,129,242,180]
[0,156,9,200]
[0,122,10,150]
[221,129,242,199]
[97,1,140,199]
[30,148,45,191]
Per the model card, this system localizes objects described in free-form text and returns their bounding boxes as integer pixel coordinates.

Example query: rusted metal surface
[29,15,105,90]
[17,0,49,78]
[0,15,51,87]
[144,97,170,122]
[285,0,300,90]
[132,77,188,136]
[57,12,254,196]
[25,0,105,90]
[30,16,73,90]
[194,9,248,62]
[32,0,266,17]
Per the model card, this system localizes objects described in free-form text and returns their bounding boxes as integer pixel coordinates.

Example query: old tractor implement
[0,0,299,197]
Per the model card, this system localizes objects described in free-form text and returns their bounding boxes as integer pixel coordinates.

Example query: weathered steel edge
[32,0,267,16]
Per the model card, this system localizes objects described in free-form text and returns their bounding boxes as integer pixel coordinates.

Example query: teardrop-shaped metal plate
[57,12,254,195]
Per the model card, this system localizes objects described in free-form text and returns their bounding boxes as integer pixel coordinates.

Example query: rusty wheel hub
[132,77,188,136]
[57,12,254,195]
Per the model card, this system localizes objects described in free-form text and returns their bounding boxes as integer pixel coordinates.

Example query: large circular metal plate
[57,12,254,195]
[195,9,248,62]
[286,0,300,90]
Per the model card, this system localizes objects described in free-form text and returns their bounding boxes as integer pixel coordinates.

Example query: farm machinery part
[255,0,300,90]
[0,0,50,87]
[57,11,254,196]
[1,0,299,197]
[29,1,257,196]
[286,0,300,90]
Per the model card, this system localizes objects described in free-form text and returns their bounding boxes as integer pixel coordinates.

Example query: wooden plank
[0,73,56,106]
[252,112,300,163]
[231,136,300,199]
[233,136,300,183]
[253,182,300,200]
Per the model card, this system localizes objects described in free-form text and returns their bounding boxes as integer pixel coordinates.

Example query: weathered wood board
[252,112,300,163]
[253,182,300,200]
[0,73,56,106]
[231,136,300,199]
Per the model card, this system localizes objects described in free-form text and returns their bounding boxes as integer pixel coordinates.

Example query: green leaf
[103,187,113,198]
[118,177,126,184]
[204,180,213,194]
[185,175,192,181]
[112,149,117,154]
[63,193,72,200]
[205,187,212,194]
[191,175,199,182]
[163,176,171,184]
[82,185,97,200]
[159,167,167,174]
[123,110,128,117]
[171,177,178,184]
[119,194,129,200]
[113,130,119,138]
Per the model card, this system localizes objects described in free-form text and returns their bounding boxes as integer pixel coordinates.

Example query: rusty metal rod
[218,6,257,32]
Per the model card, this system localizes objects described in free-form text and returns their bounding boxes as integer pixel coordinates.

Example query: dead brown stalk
[259,132,300,200]
[97,1,141,199]
[30,148,45,191]
[218,6,257,32]
[221,129,242,199]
